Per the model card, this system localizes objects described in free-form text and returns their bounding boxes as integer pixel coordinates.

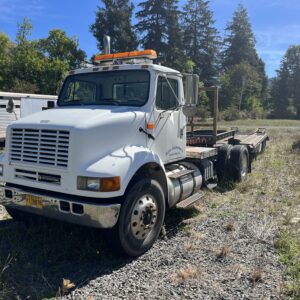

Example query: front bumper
[0,185,121,228]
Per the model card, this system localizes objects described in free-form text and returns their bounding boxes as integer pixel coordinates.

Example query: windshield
[58,70,150,107]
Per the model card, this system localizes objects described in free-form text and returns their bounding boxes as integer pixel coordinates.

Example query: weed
[225,221,236,232]
[247,215,277,244]
[252,267,264,283]
[230,263,246,279]
[292,140,300,151]
[216,245,231,260]
[170,265,201,283]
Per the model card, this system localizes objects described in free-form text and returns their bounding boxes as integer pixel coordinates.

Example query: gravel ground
[62,199,284,300]
[0,196,284,300]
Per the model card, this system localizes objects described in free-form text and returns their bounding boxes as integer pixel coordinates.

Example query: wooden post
[213,87,219,144]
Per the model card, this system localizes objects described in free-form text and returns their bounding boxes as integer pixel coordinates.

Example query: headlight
[0,164,3,176]
[77,176,120,192]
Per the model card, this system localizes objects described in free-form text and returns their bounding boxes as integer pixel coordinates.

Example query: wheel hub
[240,154,248,177]
[130,195,157,240]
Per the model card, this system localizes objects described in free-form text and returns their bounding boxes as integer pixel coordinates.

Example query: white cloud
[0,0,45,24]
[255,24,300,77]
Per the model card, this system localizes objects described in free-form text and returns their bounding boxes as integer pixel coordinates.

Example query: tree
[136,0,189,71]
[136,0,168,57]
[182,0,220,85]
[220,5,268,114]
[271,45,300,119]
[90,0,138,53]
[222,4,257,69]
[164,0,187,70]
[0,33,14,90]
[6,19,86,95]
[38,29,86,69]
[10,18,42,93]
[220,62,262,111]
[37,29,86,94]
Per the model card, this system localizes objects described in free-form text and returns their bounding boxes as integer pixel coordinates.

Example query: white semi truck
[0,40,268,256]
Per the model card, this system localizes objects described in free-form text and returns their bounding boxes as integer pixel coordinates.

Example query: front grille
[15,168,61,185]
[10,128,70,168]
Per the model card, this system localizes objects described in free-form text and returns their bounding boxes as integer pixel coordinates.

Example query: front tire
[115,178,165,257]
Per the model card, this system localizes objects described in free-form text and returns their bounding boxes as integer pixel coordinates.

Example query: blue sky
[0,0,299,78]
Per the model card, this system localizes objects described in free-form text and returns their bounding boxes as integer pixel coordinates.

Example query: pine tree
[222,4,257,69]
[271,45,300,119]
[182,0,220,85]
[220,5,268,114]
[135,0,168,58]
[90,0,138,53]
[164,0,186,70]
[136,0,188,71]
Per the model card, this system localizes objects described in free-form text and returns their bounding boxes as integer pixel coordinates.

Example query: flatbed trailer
[185,86,269,166]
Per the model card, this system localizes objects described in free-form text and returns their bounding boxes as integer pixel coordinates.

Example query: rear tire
[112,178,165,257]
[261,140,267,153]
[230,145,249,182]
[217,144,233,182]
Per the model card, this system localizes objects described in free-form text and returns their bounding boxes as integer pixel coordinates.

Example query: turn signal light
[147,122,155,129]
[100,177,121,192]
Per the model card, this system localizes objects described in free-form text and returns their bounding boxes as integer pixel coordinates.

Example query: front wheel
[114,178,165,257]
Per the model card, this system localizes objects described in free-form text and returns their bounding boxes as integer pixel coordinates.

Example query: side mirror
[6,99,15,113]
[183,74,199,105]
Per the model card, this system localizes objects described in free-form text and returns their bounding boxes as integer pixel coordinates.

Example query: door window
[156,77,178,110]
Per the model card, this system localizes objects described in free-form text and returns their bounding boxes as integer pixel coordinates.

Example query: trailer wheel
[216,144,233,182]
[230,145,249,182]
[114,178,165,257]
[261,139,267,153]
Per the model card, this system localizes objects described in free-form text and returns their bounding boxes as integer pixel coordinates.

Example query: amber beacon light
[94,50,157,63]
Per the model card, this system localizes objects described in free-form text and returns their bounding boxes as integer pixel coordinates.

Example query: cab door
[148,75,186,163]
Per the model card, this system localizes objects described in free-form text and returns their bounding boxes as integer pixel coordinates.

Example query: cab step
[168,169,195,179]
[176,192,203,209]
[206,183,217,191]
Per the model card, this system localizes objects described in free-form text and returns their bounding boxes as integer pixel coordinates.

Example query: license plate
[25,194,43,208]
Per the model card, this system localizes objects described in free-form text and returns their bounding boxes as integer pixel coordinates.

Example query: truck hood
[14,106,144,129]
[9,105,148,169]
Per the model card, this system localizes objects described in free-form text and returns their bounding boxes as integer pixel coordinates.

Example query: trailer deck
[186,146,218,159]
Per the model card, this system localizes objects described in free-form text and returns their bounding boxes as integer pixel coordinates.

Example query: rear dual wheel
[230,145,249,182]
[217,144,250,183]
[216,144,233,182]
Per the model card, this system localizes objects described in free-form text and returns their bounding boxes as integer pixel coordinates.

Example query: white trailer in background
[0,92,57,143]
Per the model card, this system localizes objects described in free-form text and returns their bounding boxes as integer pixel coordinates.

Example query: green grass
[277,229,300,298]
[218,119,300,127]
[207,125,300,298]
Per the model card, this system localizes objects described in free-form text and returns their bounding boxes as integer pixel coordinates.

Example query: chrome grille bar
[10,128,70,168]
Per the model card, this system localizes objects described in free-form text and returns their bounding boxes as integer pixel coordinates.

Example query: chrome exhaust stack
[103,35,111,54]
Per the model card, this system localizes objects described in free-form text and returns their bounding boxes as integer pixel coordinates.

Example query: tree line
[0,0,299,119]
[0,18,86,95]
